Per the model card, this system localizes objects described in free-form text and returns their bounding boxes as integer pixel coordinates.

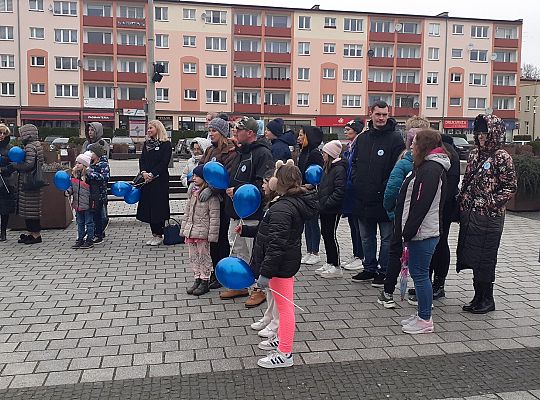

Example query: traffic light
[152,63,165,83]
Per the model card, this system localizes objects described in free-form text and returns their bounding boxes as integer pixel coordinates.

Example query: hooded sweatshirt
[297,126,324,183]
[271,130,296,162]
[82,122,109,155]
[181,137,212,186]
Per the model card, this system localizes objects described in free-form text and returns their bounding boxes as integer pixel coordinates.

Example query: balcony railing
[264,26,292,37]
[494,38,519,48]
[234,51,262,62]
[493,85,517,95]
[369,32,394,42]
[396,33,422,43]
[492,109,516,119]
[234,103,261,114]
[393,106,418,117]
[264,78,291,89]
[117,99,145,109]
[264,52,291,63]
[83,16,113,28]
[117,45,146,56]
[396,58,421,68]
[368,57,394,67]
[116,17,146,29]
[367,82,393,91]
[264,104,290,114]
[83,70,114,82]
[395,82,420,93]
[117,72,147,83]
[83,43,114,55]
[234,25,262,36]
[233,77,261,88]
[492,61,518,72]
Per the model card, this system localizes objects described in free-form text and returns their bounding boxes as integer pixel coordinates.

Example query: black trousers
[1,214,8,232]
[384,227,404,295]
[210,203,230,269]
[429,217,452,287]
[150,221,164,236]
[320,213,341,267]
[25,218,41,233]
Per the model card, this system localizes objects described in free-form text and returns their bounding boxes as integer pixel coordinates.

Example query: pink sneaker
[402,316,434,334]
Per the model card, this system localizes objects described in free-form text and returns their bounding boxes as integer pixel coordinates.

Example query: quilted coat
[181,186,220,242]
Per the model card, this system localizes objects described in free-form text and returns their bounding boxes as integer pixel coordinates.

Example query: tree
[522,63,540,80]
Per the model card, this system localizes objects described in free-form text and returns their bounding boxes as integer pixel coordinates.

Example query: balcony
[116,18,146,30]
[83,43,114,55]
[234,77,261,88]
[492,61,518,72]
[234,103,261,114]
[264,26,292,38]
[396,58,421,68]
[368,57,394,67]
[368,82,393,91]
[234,51,262,62]
[117,45,146,56]
[117,72,147,83]
[83,70,114,82]
[492,109,516,119]
[393,107,418,117]
[396,33,422,44]
[83,16,113,28]
[493,85,517,95]
[395,82,420,93]
[117,99,145,109]
[264,104,290,114]
[264,78,291,89]
[264,52,291,63]
[494,38,519,48]
[234,25,262,36]
[369,32,394,42]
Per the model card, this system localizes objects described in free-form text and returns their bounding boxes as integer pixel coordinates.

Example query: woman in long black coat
[136,120,172,246]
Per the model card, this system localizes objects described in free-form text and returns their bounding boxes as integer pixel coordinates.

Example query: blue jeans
[76,210,95,242]
[93,202,104,239]
[304,216,320,253]
[347,216,364,259]
[357,219,393,273]
[409,237,439,320]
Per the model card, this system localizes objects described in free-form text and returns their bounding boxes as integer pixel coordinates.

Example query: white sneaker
[320,265,344,279]
[149,236,163,246]
[402,317,434,334]
[301,254,311,264]
[315,263,333,275]
[257,350,293,369]
[343,258,364,271]
[258,326,276,338]
[400,314,417,327]
[146,237,155,245]
[250,319,270,331]
[305,254,321,265]
[258,335,279,351]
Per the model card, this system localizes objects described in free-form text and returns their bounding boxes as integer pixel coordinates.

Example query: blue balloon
[124,187,141,204]
[233,184,261,219]
[8,147,25,163]
[186,171,193,183]
[215,256,255,290]
[305,164,323,185]
[111,181,132,197]
[53,170,71,191]
[203,161,229,190]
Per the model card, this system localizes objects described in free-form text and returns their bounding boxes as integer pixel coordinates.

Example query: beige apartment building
[519,78,540,140]
[0,0,522,136]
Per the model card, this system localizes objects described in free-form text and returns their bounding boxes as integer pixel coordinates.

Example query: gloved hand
[257,275,270,289]
[199,187,212,202]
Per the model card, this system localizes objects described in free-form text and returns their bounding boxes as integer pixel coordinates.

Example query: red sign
[316,116,365,127]
[443,119,468,129]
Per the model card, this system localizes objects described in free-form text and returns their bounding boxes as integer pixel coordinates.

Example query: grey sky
[195,0,539,67]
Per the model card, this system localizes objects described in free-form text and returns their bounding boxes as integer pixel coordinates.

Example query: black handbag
[163,218,184,245]
[22,149,48,191]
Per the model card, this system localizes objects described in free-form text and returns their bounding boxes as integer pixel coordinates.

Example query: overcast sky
[193,0,539,67]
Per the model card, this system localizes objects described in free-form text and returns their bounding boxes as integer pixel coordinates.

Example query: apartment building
[519,78,540,140]
[0,1,522,136]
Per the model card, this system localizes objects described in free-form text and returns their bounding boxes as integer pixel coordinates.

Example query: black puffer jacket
[298,126,323,184]
[318,159,347,214]
[0,136,16,215]
[250,189,319,279]
[441,138,460,221]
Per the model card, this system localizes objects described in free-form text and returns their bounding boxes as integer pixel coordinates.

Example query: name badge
[483,161,491,170]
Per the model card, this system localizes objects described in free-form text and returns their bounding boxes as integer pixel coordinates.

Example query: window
[471,25,489,38]
[236,91,259,104]
[0,82,15,96]
[468,73,486,86]
[525,96,530,111]
[235,64,259,78]
[468,97,487,109]
[342,95,361,107]
[450,97,461,107]
[396,70,418,84]
[428,23,440,36]
[156,88,169,102]
[56,56,78,70]
[469,50,487,62]
[183,8,195,20]
[397,45,419,58]
[525,121,529,134]
[344,44,362,57]
[395,95,418,108]
[427,47,439,60]
[265,92,288,105]
[298,67,310,80]
[86,58,112,72]
[118,86,145,100]
[323,43,335,54]
[183,35,196,47]
[324,17,336,28]
[369,94,393,106]
[494,50,517,63]
[31,83,45,94]
[372,45,393,57]
[343,69,362,82]
[451,48,463,58]
[323,68,335,79]
[204,10,226,24]
[266,15,288,28]
[29,0,43,11]
[493,74,516,86]
[119,32,144,46]
[0,0,12,12]
[426,72,438,84]
[493,97,515,110]
[30,27,44,39]
[235,13,258,26]
[55,84,78,97]
[87,31,112,44]
[402,22,419,34]
[86,4,111,17]
[155,61,169,74]
[368,69,392,83]
[235,39,260,52]
[298,16,310,30]
[119,6,143,19]
[298,42,310,56]
[53,1,77,16]
[206,90,227,104]
[0,54,14,68]
[30,56,45,67]
[155,7,168,21]
[205,37,226,51]
[206,64,227,77]
[344,18,363,32]
[118,59,145,73]
[87,85,112,98]
[183,63,196,74]
[155,34,169,48]
[426,96,437,108]
[0,25,14,40]
[322,94,334,104]
[54,29,77,43]
[265,66,289,80]
[297,93,309,106]
[184,89,197,100]
[452,24,463,34]
[451,73,463,83]
[370,20,392,32]
[265,40,289,53]
[496,26,517,39]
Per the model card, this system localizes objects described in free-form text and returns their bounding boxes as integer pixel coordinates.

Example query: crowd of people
[0,101,518,369]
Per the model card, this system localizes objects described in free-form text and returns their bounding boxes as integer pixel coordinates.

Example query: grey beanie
[208,117,230,138]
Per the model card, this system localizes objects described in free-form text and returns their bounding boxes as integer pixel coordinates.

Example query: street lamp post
[533,96,538,141]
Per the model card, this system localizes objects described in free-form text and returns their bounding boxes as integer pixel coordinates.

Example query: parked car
[44,136,60,145]
[452,137,475,160]
[50,137,70,151]
[175,138,194,159]
[110,137,136,154]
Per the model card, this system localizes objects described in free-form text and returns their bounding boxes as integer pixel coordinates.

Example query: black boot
[432,276,446,299]
[462,280,482,312]
[209,272,222,290]
[193,280,210,296]
[0,230,6,242]
[187,279,202,295]
[471,282,495,314]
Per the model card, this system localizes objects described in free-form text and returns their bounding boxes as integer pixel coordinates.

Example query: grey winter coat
[181,186,220,242]
[67,176,91,211]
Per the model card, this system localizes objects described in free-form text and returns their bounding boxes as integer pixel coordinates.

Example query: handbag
[163,218,184,245]
[22,148,48,191]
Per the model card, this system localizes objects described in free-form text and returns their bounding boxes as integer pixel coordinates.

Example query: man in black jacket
[351,101,406,287]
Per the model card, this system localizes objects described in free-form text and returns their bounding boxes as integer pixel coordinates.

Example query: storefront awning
[315,116,363,127]
[21,110,80,121]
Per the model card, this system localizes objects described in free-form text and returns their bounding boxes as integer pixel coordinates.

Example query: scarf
[145,137,161,151]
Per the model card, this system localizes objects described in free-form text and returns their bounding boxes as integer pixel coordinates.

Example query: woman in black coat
[0,124,16,242]
[136,120,172,246]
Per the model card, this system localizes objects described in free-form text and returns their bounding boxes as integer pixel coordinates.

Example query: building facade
[519,78,540,141]
[0,0,522,136]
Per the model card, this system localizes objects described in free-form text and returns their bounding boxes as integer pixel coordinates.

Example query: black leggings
[320,213,341,266]
[25,219,41,233]
[1,214,8,232]
[150,221,164,236]
[384,228,404,295]
[429,217,452,286]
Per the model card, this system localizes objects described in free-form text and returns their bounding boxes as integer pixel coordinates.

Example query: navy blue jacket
[271,130,295,162]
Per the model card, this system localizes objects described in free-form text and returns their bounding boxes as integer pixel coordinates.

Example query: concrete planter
[506,192,540,212]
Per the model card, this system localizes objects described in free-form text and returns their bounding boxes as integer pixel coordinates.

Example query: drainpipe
[441,12,449,132]
[147,0,156,121]
[16,0,22,126]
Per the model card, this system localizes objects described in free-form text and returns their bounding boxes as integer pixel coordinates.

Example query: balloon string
[268,288,305,312]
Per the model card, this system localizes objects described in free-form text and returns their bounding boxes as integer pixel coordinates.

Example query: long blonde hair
[0,124,11,136]
[147,120,169,142]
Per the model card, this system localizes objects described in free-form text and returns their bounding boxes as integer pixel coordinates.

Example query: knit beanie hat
[267,118,285,137]
[345,119,364,134]
[192,164,204,179]
[88,140,105,158]
[322,140,342,159]
[76,153,91,167]
[406,128,423,149]
[208,117,230,138]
